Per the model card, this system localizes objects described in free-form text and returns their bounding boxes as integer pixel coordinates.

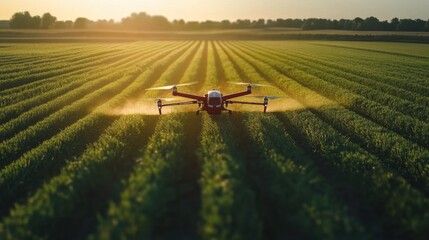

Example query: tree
[352,17,364,30]
[363,16,380,30]
[253,19,265,28]
[391,18,400,31]
[9,11,43,29]
[41,12,57,29]
[74,17,89,29]
[150,15,171,30]
[172,19,185,30]
[31,15,41,28]
[121,12,150,30]
[220,20,231,29]
[397,19,425,31]
[424,19,429,31]
[54,21,73,29]
[10,11,33,28]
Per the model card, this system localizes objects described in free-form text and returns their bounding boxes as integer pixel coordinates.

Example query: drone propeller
[251,95,287,100]
[141,97,180,102]
[146,81,198,91]
[227,81,271,87]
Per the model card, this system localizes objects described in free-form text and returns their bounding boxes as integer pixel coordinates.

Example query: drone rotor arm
[172,91,205,101]
[223,89,252,100]
[225,97,268,113]
[161,100,199,107]
[225,100,264,106]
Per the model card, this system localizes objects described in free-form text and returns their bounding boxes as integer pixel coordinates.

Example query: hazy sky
[1,0,429,21]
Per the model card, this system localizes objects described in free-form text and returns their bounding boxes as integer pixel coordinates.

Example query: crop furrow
[228,42,429,148]
[243,41,429,108]
[0,42,168,107]
[219,41,429,195]
[0,42,195,217]
[258,42,429,93]
[303,50,429,87]
[312,43,429,61]
[0,42,176,124]
[0,47,131,90]
[237,42,429,121]
[274,110,429,239]
[197,114,262,239]
[233,112,368,239]
[0,44,113,78]
[0,115,154,239]
[0,41,193,168]
[0,45,124,81]
[91,114,186,239]
[0,45,97,68]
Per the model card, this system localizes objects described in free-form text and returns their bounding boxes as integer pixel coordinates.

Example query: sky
[1,0,429,22]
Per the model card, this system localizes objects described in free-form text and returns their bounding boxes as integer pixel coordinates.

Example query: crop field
[0,40,428,239]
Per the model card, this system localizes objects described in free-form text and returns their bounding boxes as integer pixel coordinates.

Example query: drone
[146,82,281,115]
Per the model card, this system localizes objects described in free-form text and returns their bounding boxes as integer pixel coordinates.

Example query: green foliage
[0,115,145,239]
[220,41,429,194]
[92,114,185,239]
[73,17,90,29]
[41,13,56,29]
[198,114,261,240]
[0,41,428,239]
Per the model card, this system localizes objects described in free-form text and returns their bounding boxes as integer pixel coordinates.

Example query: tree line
[6,11,429,32]
[8,11,90,29]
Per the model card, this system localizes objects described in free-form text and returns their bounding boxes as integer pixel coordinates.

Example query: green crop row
[279,43,429,97]
[219,41,429,194]
[0,41,192,168]
[0,42,194,216]
[146,41,199,91]
[231,42,429,147]
[300,46,429,87]
[0,42,167,124]
[260,42,429,90]
[217,41,429,238]
[237,113,368,239]
[0,45,123,84]
[0,44,119,81]
[214,43,366,238]
[0,42,160,108]
[213,41,242,83]
[280,43,429,105]
[242,42,429,118]
[0,44,109,75]
[276,109,429,239]
[0,115,147,239]
[198,114,261,240]
[176,41,205,85]
[0,42,177,138]
[92,114,185,239]
[0,43,141,95]
[204,41,219,88]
